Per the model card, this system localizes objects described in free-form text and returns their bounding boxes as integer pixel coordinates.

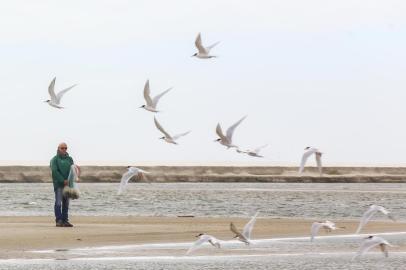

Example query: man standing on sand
[50,142,74,227]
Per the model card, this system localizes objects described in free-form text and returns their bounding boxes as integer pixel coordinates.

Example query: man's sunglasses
[60,147,67,150]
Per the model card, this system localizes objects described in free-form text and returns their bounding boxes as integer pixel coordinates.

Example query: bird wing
[387,213,396,222]
[325,221,336,229]
[172,131,191,140]
[310,222,323,242]
[299,149,315,173]
[355,208,376,234]
[186,235,211,254]
[253,144,268,154]
[48,77,57,102]
[230,222,241,236]
[137,168,149,174]
[154,117,172,139]
[242,211,259,240]
[117,170,138,195]
[208,237,221,249]
[152,87,172,108]
[206,41,220,53]
[143,80,153,106]
[377,206,396,222]
[226,116,247,141]
[194,32,207,54]
[216,124,227,140]
[315,153,322,175]
[377,206,389,215]
[56,84,77,103]
[353,239,381,259]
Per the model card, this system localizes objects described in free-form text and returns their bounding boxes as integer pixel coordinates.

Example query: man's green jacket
[50,153,74,191]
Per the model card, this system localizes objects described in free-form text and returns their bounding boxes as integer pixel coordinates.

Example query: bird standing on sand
[352,235,394,260]
[299,147,323,176]
[154,117,191,145]
[140,80,172,113]
[237,144,268,158]
[230,212,259,245]
[192,32,220,59]
[45,77,77,109]
[117,166,149,195]
[356,205,396,234]
[310,220,343,242]
[186,233,221,254]
[215,116,247,149]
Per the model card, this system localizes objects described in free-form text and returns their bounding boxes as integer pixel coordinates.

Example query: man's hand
[64,180,68,186]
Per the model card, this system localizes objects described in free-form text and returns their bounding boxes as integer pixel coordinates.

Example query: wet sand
[0,216,405,259]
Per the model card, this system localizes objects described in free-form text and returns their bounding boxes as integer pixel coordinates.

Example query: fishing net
[63,165,80,200]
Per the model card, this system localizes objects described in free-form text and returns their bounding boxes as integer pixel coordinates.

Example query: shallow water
[1,183,406,269]
[6,232,406,269]
[1,183,406,220]
[2,253,406,270]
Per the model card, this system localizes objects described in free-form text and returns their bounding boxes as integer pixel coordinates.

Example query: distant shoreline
[0,166,406,183]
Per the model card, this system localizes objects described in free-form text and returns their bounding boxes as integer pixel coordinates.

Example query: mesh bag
[63,165,80,199]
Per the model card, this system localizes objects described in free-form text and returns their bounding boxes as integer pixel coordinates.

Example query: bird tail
[207,41,220,50]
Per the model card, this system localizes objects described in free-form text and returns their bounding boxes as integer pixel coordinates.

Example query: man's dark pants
[54,187,69,223]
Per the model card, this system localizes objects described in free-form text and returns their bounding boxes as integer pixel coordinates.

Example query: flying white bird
[310,220,342,242]
[230,212,259,245]
[237,144,268,158]
[154,117,190,145]
[140,80,172,113]
[356,205,396,234]
[45,77,77,109]
[192,32,220,59]
[186,233,221,254]
[352,236,394,260]
[215,116,247,149]
[117,166,149,195]
[299,147,323,176]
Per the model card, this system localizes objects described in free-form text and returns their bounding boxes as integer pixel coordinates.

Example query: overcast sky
[0,1,405,165]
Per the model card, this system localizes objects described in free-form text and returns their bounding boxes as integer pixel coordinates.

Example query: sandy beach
[0,216,405,259]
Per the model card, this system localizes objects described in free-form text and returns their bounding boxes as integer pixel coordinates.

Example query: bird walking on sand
[356,205,396,234]
[299,147,323,176]
[192,32,220,59]
[45,77,77,109]
[310,220,343,242]
[352,235,394,260]
[230,212,259,245]
[117,166,149,195]
[154,117,190,145]
[186,233,221,254]
[140,80,172,113]
[215,116,247,149]
[237,144,268,158]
